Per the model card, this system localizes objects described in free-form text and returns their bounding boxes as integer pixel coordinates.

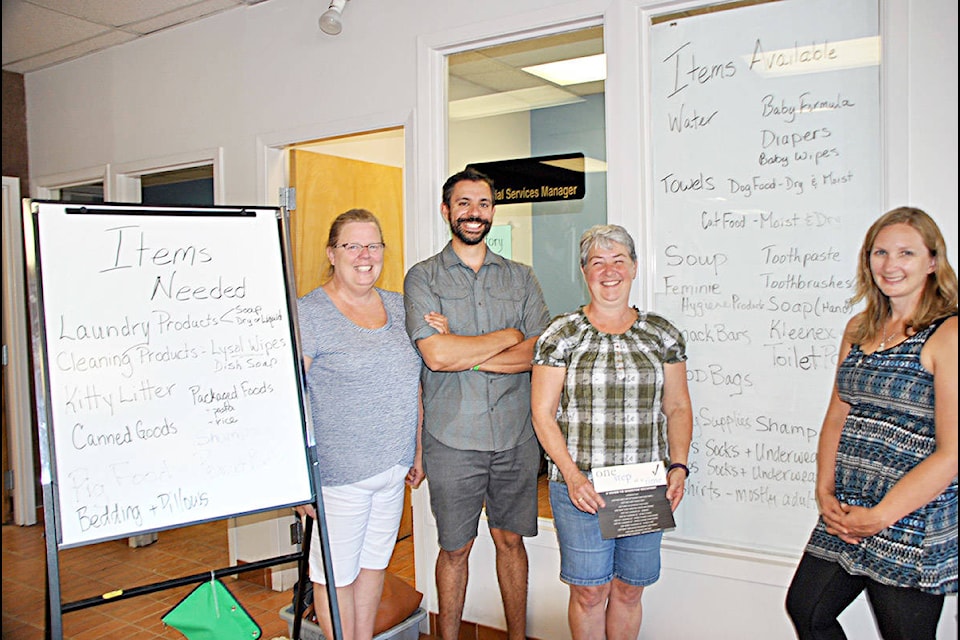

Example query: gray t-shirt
[403,242,550,452]
[298,287,421,486]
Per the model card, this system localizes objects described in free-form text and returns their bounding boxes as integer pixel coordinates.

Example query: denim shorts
[422,430,539,551]
[549,480,662,587]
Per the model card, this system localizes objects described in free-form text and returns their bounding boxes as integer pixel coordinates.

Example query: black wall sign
[468,152,586,204]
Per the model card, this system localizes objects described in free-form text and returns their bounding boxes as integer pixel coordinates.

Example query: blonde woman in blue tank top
[787,207,958,640]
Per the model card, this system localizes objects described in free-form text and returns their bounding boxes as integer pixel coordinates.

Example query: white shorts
[308,464,408,587]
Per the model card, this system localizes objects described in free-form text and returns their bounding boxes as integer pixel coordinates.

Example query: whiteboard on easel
[26,201,314,548]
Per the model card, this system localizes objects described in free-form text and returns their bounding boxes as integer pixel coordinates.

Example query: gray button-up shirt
[404,242,551,452]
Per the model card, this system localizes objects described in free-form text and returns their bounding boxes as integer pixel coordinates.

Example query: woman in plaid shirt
[531,224,693,640]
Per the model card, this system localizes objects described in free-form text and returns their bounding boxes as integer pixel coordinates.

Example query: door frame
[252,113,412,588]
[3,175,36,525]
[258,110,417,270]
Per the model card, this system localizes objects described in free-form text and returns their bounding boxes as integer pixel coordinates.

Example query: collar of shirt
[439,241,507,271]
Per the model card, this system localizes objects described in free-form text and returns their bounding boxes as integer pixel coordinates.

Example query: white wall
[22,0,958,638]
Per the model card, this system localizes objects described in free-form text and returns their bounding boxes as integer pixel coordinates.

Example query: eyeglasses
[335,242,385,255]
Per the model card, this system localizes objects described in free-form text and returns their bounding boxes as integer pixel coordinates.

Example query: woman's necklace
[878,322,901,349]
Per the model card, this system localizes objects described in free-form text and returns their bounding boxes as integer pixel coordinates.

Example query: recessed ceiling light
[522,54,606,86]
[448,86,584,121]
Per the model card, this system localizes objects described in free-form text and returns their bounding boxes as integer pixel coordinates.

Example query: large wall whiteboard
[649,0,881,555]
[26,202,314,548]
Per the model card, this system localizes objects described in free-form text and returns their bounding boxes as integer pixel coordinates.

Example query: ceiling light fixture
[522,54,607,86]
[319,0,349,36]
[448,86,585,121]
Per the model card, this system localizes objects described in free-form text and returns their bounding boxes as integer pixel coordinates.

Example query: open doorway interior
[447,26,606,321]
[288,128,405,296]
[286,127,412,542]
[446,25,606,522]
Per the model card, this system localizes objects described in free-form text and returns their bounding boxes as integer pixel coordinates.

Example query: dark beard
[449,216,491,245]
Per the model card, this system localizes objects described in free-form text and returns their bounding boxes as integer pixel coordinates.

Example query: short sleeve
[647,313,687,364]
[532,315,572,368]
[518,265,551,339]
[402,262,439,344]
[297,290,323,360]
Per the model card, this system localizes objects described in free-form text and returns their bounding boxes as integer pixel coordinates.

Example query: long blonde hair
[848,206,958,344]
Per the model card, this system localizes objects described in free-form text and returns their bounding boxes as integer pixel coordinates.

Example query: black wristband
[668,462,689,478]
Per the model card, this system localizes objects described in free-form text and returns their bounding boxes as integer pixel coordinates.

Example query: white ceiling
[1,0,271,74]
[1,1,607,119]
[2,0,605,98]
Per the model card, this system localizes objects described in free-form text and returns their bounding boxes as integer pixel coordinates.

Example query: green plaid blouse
[532,308,687,483]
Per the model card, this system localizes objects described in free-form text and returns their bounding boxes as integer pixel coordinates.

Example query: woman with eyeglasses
[295,208,424,640]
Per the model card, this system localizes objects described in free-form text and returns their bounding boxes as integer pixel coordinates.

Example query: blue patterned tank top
[804,314,957,594]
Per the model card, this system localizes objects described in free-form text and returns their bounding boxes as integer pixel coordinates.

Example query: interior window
[56,182,105,203]
[447,27,606,518]
[447,26,606,318]
[141,166,213,206]
[52,166,214,206]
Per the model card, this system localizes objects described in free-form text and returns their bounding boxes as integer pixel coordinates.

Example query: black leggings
[786,553,945,640]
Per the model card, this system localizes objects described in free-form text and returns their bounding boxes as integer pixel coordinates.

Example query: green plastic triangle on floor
[162,579,261,640]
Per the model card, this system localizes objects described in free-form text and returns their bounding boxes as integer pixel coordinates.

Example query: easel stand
[41,461,343,640]
[23,201,344,640]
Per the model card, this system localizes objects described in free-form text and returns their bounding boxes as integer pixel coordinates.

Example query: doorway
[285,127,411,539]
[288,128,405,296]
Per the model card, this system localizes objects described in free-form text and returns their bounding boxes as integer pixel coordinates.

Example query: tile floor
[1,519,420,640]
[3,477,551,640]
